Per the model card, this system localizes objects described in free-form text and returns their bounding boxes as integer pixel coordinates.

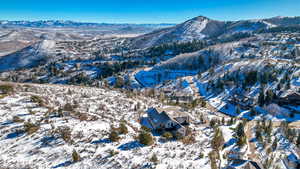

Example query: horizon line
[0,15,299,25]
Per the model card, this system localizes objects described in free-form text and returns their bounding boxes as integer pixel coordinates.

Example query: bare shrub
[150,153,158,163]
[56,126,72,143]
[24,122,40,135]
[63,103,76,112]
[109,129,120,142]
[181,135,196,145]
[12,116,24,123]
[79,113,88,121]
[31,95,44,106]
[0,84,14,95]
[118,122,128,134]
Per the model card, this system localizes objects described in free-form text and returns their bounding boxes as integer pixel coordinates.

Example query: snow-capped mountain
[130,16,300,49]
[0,20,175,28]
[130,16,226,49]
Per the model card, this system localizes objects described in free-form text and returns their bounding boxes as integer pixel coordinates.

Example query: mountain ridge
[0,20,176,28]
[129,15,300,49]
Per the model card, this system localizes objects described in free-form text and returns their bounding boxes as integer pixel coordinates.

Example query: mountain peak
[191,15,211,21]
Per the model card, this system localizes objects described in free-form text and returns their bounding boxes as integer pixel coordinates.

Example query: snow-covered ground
[0,82,218,169]
[0,82,299,168]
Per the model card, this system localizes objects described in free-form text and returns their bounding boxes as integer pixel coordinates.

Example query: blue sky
[1,0,300,23]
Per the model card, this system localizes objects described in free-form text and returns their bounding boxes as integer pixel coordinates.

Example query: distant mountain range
[0,20,175,28]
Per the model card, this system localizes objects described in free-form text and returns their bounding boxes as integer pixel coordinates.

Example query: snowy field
[0,83,217,169]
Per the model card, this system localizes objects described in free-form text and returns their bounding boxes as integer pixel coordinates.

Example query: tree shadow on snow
[231,159,248,167]
[38,136,56,147]
[17,113,30,117]
[249,137,257,143]
[6,130,24,139]
[224,138,237,148]
[1,120,14,126]
[52,161,72,168]
[118,141,143,151]
[91,138,111,144]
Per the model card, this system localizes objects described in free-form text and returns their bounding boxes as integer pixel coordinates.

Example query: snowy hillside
[0,15,300,169]
[0,40,56,72]
[0,82,220,168]
[130,16,300,49]
[1,82,299,168]
[129,16,226,49]
[195,58,300,119]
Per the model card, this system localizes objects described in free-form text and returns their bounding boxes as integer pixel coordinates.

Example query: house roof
[280,92,300,100]
[172,91,193,97]
[146,108,171,126]
[287,153,299,162]
[147,106,190,123]
[156,106,190,119]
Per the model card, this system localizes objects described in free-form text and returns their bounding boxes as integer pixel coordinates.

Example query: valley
[0,16,300,169]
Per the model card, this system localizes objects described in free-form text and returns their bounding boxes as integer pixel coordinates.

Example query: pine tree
[198,55,204,65]
[250,107,257,117]
[296,134,300,147]
[221,117,225,125]
[235,122,245,138]
[255,123,263,142]
[114,76,124,88]
[272,137,278,150]
[211,127,225,150]
[210,119,217,128]
[72,149,81,162]
[265,90,275,104]
[236,106,241,115]
[265,121,273,137]
[118,122,128,134]
[150,153,158,163]
[258,90,265,106]
[109,128,120,142]
[237,135,247,147]
[138,130,154,146]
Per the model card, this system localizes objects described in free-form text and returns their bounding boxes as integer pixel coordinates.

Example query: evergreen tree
[210,119,217,128]
[109,127,120,142]
[235,122,245,138]
[114,76,125,88]
[150,153,158,163]
[118,122,128,134]
[265,121,273,137]
[72,149,81,162]
[211,127,225,150]
[237,135,247,147]
[265,90,275,104]
[250,107,257,117]
[245,71,258,86]
[272,137,278,150]
[221,117,225,125]
[138,130,154,146]
[255,123,263,142]
[258,90,265,106]
[236,106,241,115]
[296,134,300,147]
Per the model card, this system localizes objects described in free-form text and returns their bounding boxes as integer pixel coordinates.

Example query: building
[142,107,190,136]
[170,91,194,104]
[283,153,300,169]
[278,92,300,106]
[228,94,255,110]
